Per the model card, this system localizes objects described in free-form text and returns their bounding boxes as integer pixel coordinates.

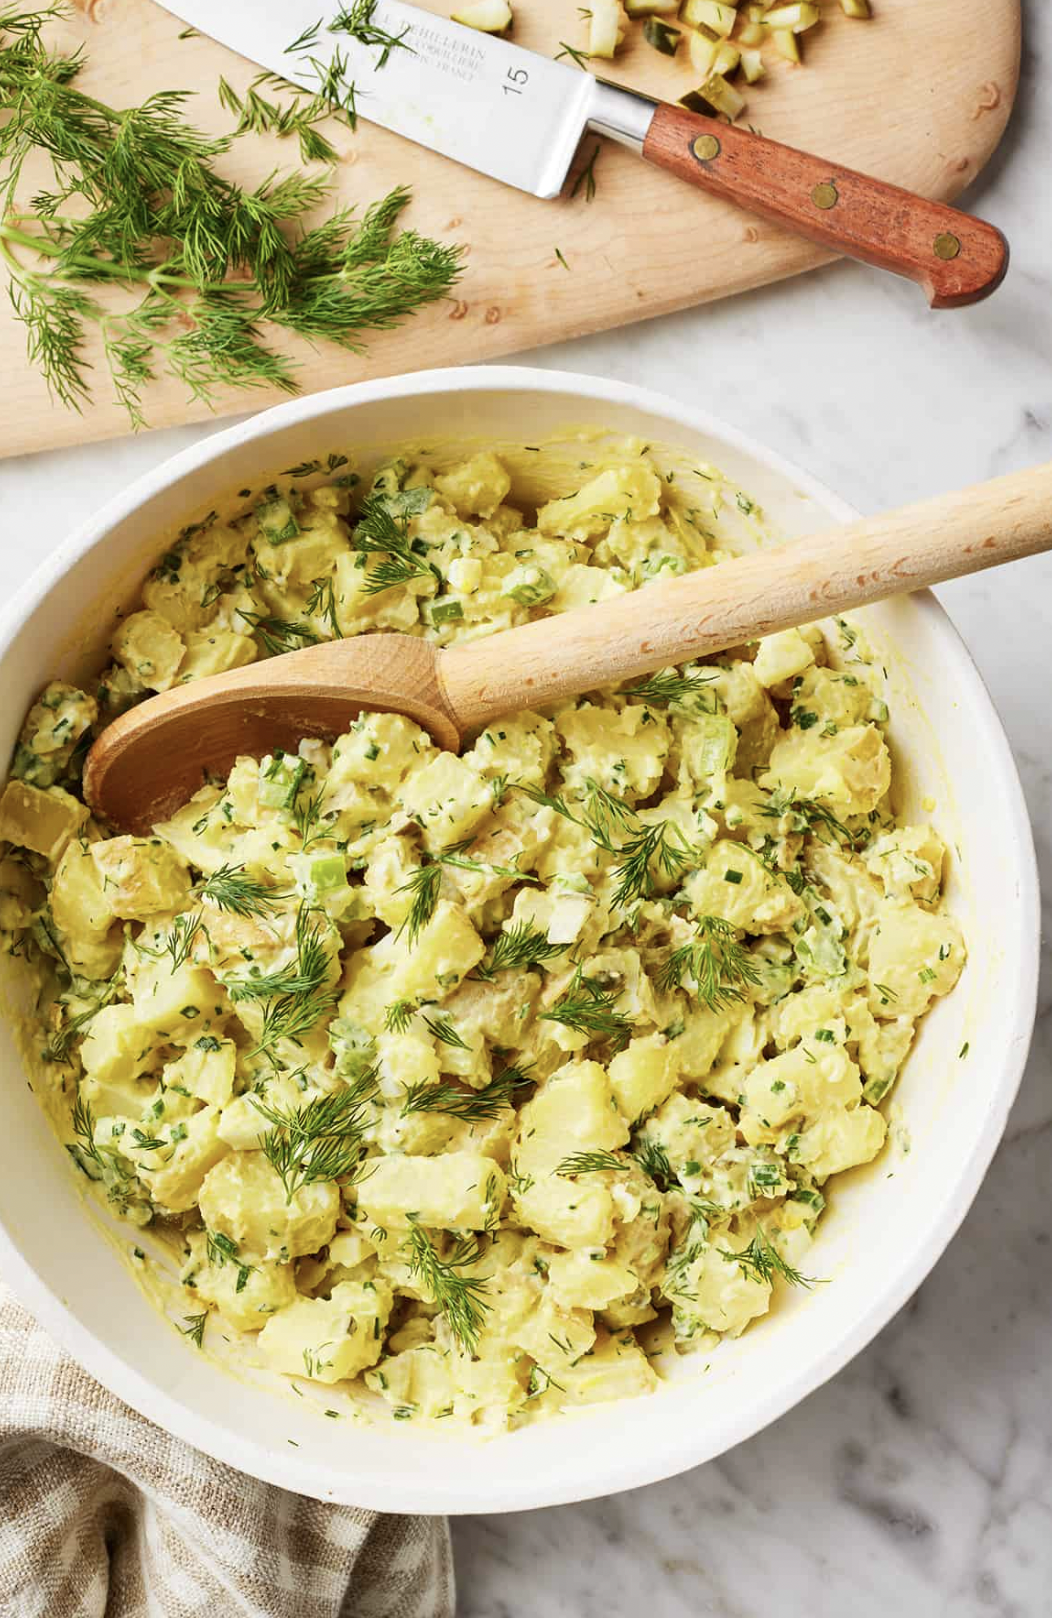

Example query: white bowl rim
[0,365,1039,1513]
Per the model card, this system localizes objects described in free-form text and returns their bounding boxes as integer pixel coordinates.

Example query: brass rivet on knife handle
[639,103,1009,309]
[691,133,721,164]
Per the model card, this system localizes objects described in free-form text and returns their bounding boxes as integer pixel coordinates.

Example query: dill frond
[400,1063,531,1121]
[556,1150,627,1176]
[197,864,287,918]
[721,1225,815,1289]
[655,915,761,1010]
[540,966,631,1046]
[404,1223,490,1353]
[475,921,567,980]
[252,1072,377,1200]
[625,668,718,706]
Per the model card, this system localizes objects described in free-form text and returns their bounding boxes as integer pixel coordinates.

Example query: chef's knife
[155,0,1007,306]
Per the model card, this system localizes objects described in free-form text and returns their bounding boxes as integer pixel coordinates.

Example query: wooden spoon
[84,461,1052,832]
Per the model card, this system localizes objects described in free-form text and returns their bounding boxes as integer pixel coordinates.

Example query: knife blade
[154,0,650,199]
[152,0,1008,307]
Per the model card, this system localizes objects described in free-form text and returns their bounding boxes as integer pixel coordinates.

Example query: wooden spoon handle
[640,103,1008,308]
[439,460,1052,734]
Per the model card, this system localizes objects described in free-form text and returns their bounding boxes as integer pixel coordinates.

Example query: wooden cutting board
[1,0,1019,458]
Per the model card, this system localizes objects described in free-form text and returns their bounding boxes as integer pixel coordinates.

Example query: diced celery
[682,71,745,119]
[290,849,348,900]
[695,714,736,777]
[258,750,306,809]
[429,598,465,626]
[502,565,557,608]
[255,495,300,545]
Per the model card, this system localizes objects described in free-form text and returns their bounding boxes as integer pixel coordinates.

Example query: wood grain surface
[0,0,1020,458]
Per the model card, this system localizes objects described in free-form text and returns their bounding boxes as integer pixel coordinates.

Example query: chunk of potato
[181,1230,296,1334]
[112,609,185,692]
[258,1278,393,1382]
[761,724,891,818]
[356,1152,506,1231]
[0,780,88,861]
[90,836,192,919]
[198,1151,340,1262]
[608,1035,679,1124]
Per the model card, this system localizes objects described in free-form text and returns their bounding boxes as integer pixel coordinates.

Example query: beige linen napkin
[0,1282,453,1618]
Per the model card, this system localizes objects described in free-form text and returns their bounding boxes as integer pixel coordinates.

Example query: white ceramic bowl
[0,368,1038,1513]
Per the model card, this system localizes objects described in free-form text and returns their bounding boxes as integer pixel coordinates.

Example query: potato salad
[0,444,965,1427]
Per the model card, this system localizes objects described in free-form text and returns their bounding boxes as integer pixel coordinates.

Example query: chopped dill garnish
[556,1150,627,1176]
[198,864,287,918]
[570,141,601,201]
[630,1134,674,1191]
[396,861,443,945]
[721,1225,815,1289]
[475,921,568,980]
[579,780,698,909]
[515,784,579,822]
[237,610,320,656]
[292,789,329,849]
[404,1224,490,1353]
[66,1093,104,1179]
[420,1012,468,1050]
[306,574,342,639]
[655,915,761,1010]
[761,790,869,851]
[252,1073,377,1200]
[228,905,337,1061]
[162,912,201,970]
[351,491,436,596]
[45,976,118,1065]
[0,12,462,425]
[331,0,413,66]
[540,966,631,1046]
[400,1064,530,1122]
[384,998,416,1034]
[555,38,589,68]
[625,668,718,706]
[179,1311,209,1348]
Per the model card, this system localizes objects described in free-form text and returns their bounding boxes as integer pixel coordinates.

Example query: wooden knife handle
[641,103,1009,308]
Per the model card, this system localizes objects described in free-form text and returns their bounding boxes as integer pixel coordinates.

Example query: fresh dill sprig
[163,912,201,970]
[384,997,416,1034]
[556,1150,627,1176]
[721,1225,815,1289]
[237,609,320,656]
[625,668,718,706]
[397,862,441,945]
[66,1093,104,1179]
[404,1223,490,1353]
[44,976,118,1065]
[540,966,631,1046]
[630,1134,674,1191]
[306,573,342,639]
[197,864,287,918]
[351,492,435,596]
[217,70,340,163]
[579,780,697,910]
[252,1073,377,1200]
[655,915,762,1010]
[556,40,589,70]
[0,15,462,425]
[570,141,600,201]
[179,1311,209,1348]
[292,789,329,849]
[475,921,568,980]
[331,0,413,67]
[420,1012,468,1050]
[400,1064,530,1122]
[228,905,337,1061]
[515,783,579,822]
[761,790,869,851]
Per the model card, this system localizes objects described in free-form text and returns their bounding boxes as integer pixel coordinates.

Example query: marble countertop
[4,5,1050,1613]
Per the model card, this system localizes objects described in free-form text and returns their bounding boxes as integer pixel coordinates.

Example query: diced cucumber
[258,750,307,809]
[712,39,740,73]
[681,71,745,119]
[429,598,466,626]
[679,0,738,36]
[762,3,820,30]
[688,28,718,75]
[695,713,736,777]
[770,25,800,59]
[740,45,764,80]
[644,15,681,51]
[255,495,300,545]
[502,565,557,608]
[588,0,628,57]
